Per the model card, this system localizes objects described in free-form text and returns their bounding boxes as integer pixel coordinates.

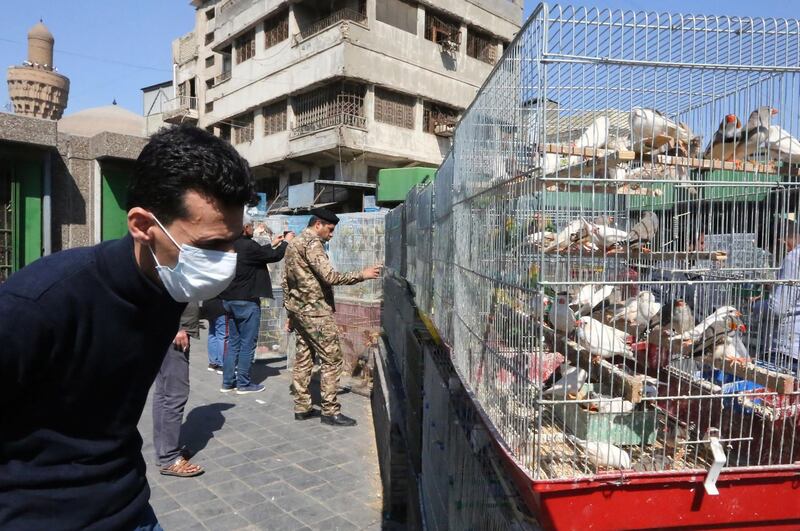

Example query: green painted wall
[1,152,43,272]
[101,166,131,241]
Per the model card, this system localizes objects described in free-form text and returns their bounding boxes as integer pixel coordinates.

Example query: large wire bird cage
[401,3,800,528]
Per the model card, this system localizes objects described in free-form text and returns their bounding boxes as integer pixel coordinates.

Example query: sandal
[159,457,204,477]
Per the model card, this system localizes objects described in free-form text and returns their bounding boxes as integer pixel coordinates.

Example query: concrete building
[169,0,523,200]
[142,80,175,135]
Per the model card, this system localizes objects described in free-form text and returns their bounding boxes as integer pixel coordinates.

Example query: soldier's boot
[294,409,321,421]
[321,413,357,427]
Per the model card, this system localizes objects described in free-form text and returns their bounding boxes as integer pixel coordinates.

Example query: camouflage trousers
[289,312,342,416]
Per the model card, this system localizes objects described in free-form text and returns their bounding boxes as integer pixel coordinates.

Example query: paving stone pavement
[139,329,384,531]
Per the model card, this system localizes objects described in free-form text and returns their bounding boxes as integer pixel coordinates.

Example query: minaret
[6,21,70,120]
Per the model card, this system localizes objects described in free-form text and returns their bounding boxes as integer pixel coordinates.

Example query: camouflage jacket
[282,228,363,316]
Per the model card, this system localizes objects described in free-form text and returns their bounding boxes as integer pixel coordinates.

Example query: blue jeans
[222,300,261,388]
[207,314,227,367]
[133,504,163,531]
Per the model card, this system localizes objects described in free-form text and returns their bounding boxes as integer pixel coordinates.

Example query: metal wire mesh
[386,3,800,482]
[416,184,435,315]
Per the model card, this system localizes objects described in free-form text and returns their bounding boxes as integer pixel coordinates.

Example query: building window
[235,30,256,64]
[423,101,459,136]
[376,0,417,34]
[218,123,231,142]
[295,1,367,40]
[293,82,366,136]
[467,27,497,64]
[264,9,289,49]
[424,10,460,48]
[206,78,215,89]
[263,100,287,135]
[205,101,214,113]
[289,172,303,186]
[374,88,415,129]
[205,8,215,20]
[205,55,215,68]
[232,113,254,144]
[205,32,215,46]
[319,165,335,180]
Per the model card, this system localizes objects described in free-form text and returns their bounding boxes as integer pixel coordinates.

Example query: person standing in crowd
[204,297,226,374]
[219,212,293,394]
[152,302,203,477]
[0,124,251,530]
[283,208,381,426]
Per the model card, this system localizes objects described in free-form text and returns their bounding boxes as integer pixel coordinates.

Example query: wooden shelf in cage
[642,153,799,177]
[542,325,647,404]
[542,144,636,161]
[701,355,796,395]
[544,247,728,263]
[533,176,664,197]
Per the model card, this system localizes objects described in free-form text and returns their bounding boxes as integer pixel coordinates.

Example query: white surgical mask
[149,215,237,303]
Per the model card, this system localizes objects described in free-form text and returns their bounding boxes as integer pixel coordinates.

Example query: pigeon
[569,116,609,165]
[543,218,589,253]
[630,107,694,153]
[732,106,778,163]
[667,299,696,335]
[572,284,614,310]
[567,435,632,469]
[550,295,578,334]
[589,221,629,248]
[541,362,588,399]
[595,396,635,414]
[633,454,673,472]
[767,124,800,164]
[704,114,741,160]
[611,291,661,327]
[623,211,659,247]
[593,215,616,227]
[575,316,634,359]
[679,306,742,342]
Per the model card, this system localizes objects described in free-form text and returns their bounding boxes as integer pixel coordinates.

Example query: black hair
[127,124,254,223]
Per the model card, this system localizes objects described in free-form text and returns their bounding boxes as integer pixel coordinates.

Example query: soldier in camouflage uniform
[282,208,380,426]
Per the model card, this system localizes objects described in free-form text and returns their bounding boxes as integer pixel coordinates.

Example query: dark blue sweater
[0,235,184,530]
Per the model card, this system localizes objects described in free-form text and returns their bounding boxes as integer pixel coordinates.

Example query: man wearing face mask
[283,208,381,426]
[0,124,251,530]
[218,211,294,394]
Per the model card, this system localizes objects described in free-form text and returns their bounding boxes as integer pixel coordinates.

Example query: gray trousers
[152,344,190,467]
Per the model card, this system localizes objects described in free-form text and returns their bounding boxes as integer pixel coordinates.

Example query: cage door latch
[704,428,726,496]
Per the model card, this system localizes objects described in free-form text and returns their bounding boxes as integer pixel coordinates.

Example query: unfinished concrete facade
[167,0,523,199]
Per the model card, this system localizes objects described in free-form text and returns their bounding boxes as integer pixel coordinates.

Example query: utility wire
[0,38,171,73]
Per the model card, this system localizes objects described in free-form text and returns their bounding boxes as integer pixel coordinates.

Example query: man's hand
[284,231,296,242]
[360,264,382,280]
[272,234,285,247]
[285,318,293,332]
[174,330,190,352]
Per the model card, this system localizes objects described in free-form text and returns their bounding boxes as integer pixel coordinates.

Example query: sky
[0,0,797,117]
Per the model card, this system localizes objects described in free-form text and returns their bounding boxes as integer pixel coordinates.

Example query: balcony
[162,96,199,124]
[214,70,232,86]
[295,7,367,42]
[291,83,366,137]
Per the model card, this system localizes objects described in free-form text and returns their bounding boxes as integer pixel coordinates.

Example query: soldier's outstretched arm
[307,239,363,286]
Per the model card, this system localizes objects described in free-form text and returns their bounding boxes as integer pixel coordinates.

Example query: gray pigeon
[626,211,659,245]
[670,299,695,335]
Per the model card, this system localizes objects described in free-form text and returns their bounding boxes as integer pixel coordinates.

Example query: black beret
[311,207,340,225]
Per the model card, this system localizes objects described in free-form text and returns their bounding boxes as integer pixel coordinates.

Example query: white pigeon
[711,332,750,365]
[550,295,577,334]
[575,316,634,359]
[767,124,800,164]
[611,291,661,327]
[541,362,588,399]
[573,284,599,307]
[528,230,556,247]
[679,306,741,342]
[567,435,632,469]
[544,218,588,253]
[541,152,560,174]
[569,116,609,165]
[630,107,693,152]
[596,396,635,414]
[589,222,629,248]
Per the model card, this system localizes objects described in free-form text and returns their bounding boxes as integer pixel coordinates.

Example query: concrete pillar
[43,151,52,256]
[459,24,468,63]
[366,0,376,24]
[414,97,424,132]
[92,160,101,244]
[288,5,300,41]
[365,85,375,129]
[416,5,425,37]
[253,107,264,140]
[287,96,296,133]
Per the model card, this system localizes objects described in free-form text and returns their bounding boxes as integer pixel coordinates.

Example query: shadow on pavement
[179,403,234,454]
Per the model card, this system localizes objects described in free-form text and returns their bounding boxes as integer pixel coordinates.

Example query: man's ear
[128,207,156,244]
